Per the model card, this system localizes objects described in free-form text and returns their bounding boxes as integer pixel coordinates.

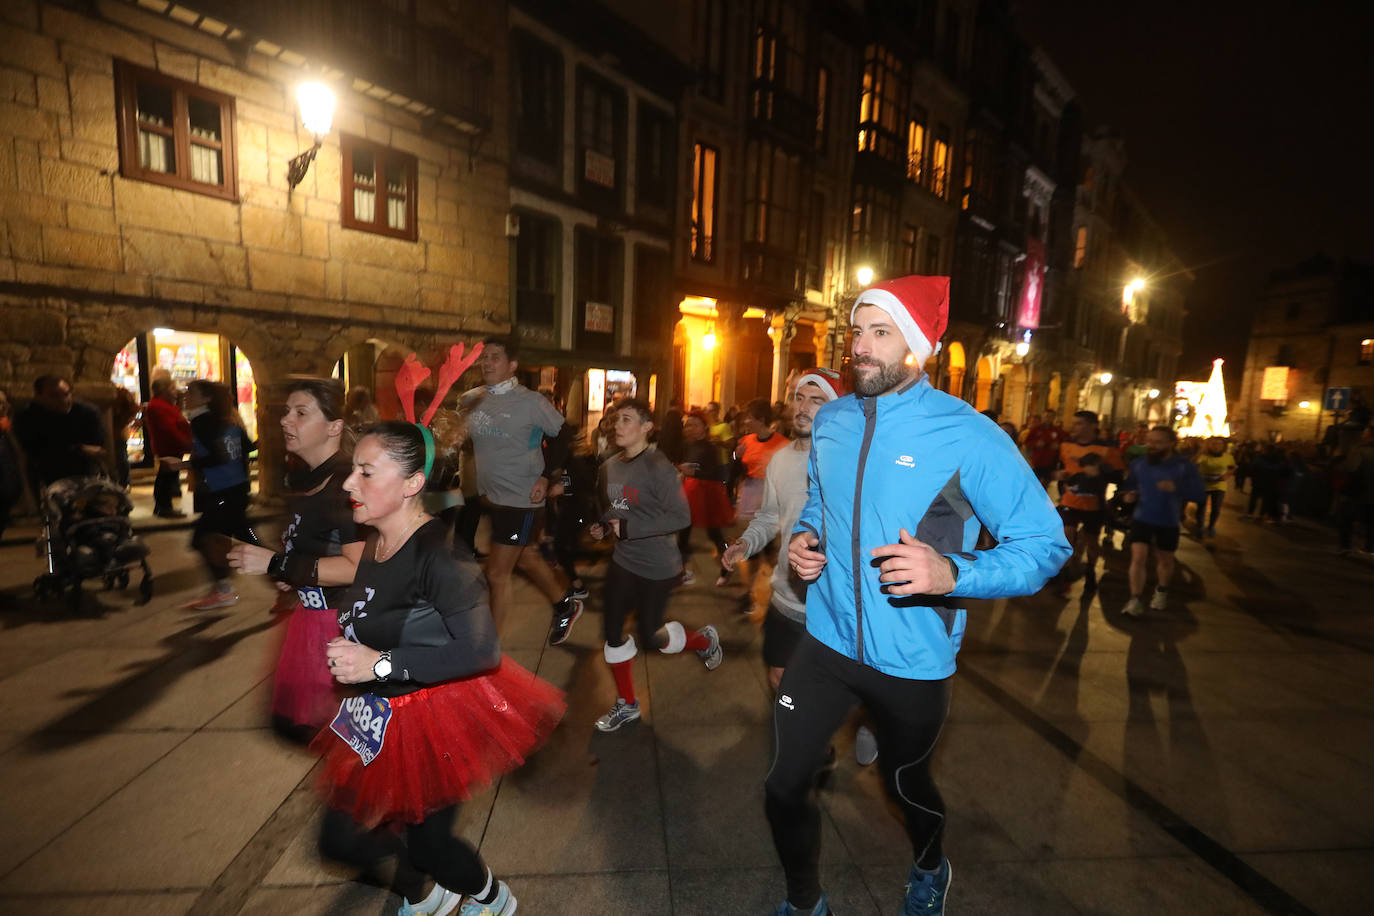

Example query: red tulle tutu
[683,477,734,528]
[271,602,341,730]
[311,655,566,828]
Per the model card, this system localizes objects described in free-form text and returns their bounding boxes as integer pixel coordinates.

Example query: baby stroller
[33,477,153,610]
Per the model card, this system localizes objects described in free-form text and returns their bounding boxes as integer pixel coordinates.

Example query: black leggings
[552,497,589,583]
[1200,489,1225,529]
[764,633,950,909]
[191,486,253,580]
[676,526,726,562]
[319,805,487,901]
[603,560,675,649]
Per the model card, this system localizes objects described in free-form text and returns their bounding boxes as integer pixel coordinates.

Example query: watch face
[374,657,392,679]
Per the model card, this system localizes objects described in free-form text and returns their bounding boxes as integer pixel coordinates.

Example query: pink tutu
[271,602,341,730]
[312,655,566,828]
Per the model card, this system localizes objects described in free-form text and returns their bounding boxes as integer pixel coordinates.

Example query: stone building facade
[0,0,508,495]
[1236,256,1374,443]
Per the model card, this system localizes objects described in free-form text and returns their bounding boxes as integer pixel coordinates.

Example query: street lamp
[1014,329,1031,358]
[855,265,874,287]
[1099,371,1113,385]
[1123,276,1145,306]
[1148,388,1160,399]
[288,81,336,189]
[1298,400,1311,409]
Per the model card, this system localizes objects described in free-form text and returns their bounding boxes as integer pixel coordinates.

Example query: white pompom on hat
[850,275,951,366]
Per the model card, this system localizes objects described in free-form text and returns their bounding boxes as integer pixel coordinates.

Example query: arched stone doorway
[945,341,966,401]
[973,356,995,411]
[1048,372,1062,415]
[1001,364,1029,427]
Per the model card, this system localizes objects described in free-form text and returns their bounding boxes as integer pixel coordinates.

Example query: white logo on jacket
[778,694,795,710]
[895,455,916,468]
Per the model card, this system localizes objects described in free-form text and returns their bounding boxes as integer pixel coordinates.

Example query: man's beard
[792,418,812,440]
[852,357,910,396]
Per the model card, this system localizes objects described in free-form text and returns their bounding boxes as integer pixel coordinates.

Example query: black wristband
[946,556,960,590]
[266,552,288,580]
[283,552,320,586]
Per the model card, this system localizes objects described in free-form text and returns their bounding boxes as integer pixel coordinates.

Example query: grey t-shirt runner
[462,383,565,509]
[599,448,690,580]
[737,441,811,622]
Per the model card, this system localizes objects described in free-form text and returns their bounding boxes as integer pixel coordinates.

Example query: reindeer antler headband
[394,341,484,477]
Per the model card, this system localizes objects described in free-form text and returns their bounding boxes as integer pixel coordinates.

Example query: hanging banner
[1017,237,1045,330]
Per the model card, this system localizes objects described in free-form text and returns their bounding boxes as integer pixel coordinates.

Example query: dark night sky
[1013,1,1374,390]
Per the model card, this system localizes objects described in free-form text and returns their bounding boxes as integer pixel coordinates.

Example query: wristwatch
[372,651,393,682]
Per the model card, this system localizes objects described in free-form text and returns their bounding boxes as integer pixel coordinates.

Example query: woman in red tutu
[675,410,733,585]
[228,378,361,736]
[317,418,564,916]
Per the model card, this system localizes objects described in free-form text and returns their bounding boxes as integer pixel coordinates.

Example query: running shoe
[185,588,238,610]
[457,881,516,916]
[398,885,461,916]
[595,699,641,732]
[770,894,831,915]
[1121,597,1145,618]
[697,624,723,670]
[681,567,696,586]
[548,598,584,647]
[566,582,590,600]
[902,858,951,915]
[1150,588,1169,610]
[855,725,879,766]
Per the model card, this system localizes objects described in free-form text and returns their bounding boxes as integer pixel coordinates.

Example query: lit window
[1074,227,1088,267]
[691,142,718,263]
[906,113,925,183]
[1360,337,1373,366]
[815,66,829,151]
[929,125,950,199]
[341,135,417,241]
[115,60,236,200]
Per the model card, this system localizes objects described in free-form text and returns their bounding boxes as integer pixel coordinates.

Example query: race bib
[329,694,392,766]
[297,586,328,609]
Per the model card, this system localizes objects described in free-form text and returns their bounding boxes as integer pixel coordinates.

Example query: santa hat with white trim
[850,275,950,367]
[793,366,847,401]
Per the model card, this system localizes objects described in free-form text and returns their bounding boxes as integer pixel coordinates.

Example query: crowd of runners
[12,271,1373,916]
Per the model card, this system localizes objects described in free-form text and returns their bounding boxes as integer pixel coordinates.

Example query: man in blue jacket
[1119,426,1204,617]
[771,275,1070,916]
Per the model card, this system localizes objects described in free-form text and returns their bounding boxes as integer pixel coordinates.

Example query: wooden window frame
[114,60,238,201]
[691,141,719,264]
[513,31,562,166]
[341,134,419,242]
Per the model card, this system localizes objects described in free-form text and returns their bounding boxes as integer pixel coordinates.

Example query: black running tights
[319,805,488,901]
[602,560,675,649]
[764,633,950,909]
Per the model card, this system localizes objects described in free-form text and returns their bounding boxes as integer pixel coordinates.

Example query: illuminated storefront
[110,329,259,466]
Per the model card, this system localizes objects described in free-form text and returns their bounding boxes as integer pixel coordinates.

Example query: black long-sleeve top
[336,519,499,698]
[281,451,363,608]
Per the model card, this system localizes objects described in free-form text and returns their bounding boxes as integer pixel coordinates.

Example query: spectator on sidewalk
[111,386,139,489]
[0,388,25,539]
[144,374,193,518]
[1336,422,1374,555]
[13,375,106,497]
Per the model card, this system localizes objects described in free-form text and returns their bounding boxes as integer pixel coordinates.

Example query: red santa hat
[793,366,847,401]
[850,275,950,366]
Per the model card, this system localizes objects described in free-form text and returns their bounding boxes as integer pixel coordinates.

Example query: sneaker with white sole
[681,567,696,586]
[855,724,878,766]
[1150,589,1169,610]
[398,885,461,916]
[697,624,723,670]
[902,858,951,915]
[770,893,831,916]
[185,588,238,610]
[457,881,516,916]
[548,597,583,647]
[1121,596,1145,617]
[566,583,590,600]
[595,699,641,732]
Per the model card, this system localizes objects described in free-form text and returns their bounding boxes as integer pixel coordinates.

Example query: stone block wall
[0,0,511,397]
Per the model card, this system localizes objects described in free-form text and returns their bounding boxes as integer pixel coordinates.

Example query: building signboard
[1260,366,1289,401]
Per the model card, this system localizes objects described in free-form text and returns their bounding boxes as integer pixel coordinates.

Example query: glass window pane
[385,159,407,198]
[189,143,221,184]
[354,187,376,222]
[387,196,407,230]
[136,83,173,127]
[352,148,376,188]
[138,129,172,173]
[188,97,221,143]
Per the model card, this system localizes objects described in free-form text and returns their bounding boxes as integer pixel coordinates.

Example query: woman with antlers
[313,344,564,916]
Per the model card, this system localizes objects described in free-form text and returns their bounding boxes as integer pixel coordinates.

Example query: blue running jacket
[795,376,1070,679]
